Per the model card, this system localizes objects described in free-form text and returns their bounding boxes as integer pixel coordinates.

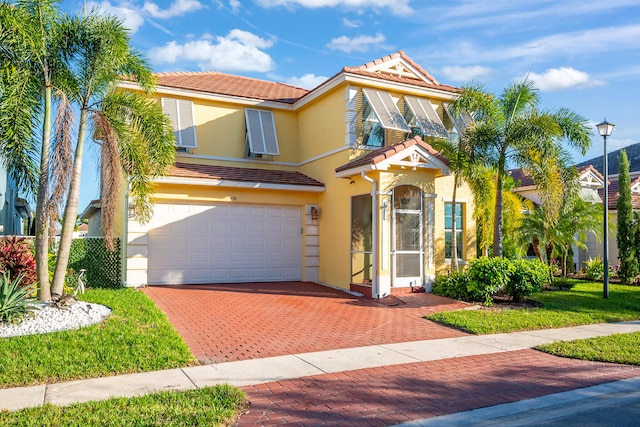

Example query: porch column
[425,193,437,270]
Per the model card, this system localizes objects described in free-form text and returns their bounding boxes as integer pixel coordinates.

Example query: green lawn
[537,332,640,366]
[427,279,640,367]
[427,280,640,335]
[0,384,247,426]
[0,288,198,388]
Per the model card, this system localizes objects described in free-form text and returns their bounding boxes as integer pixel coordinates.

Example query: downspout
[361,171,379,298]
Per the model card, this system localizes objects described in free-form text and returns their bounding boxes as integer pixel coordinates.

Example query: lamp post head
[596,119,615,137]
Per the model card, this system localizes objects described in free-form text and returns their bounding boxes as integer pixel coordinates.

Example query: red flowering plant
[0,236,37,287]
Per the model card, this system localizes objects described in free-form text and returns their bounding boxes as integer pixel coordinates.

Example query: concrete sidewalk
[2,321,640,412]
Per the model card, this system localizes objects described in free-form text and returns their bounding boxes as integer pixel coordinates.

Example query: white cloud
[327,32,387,53]
[87,1,145,33]
[441,65,493,82]
[143,0,204,19]
[254,0,412,15]
[285,74,328,89]
[149,30,275,72]
[526,67,591,91]
[342,17,362,28]
[229,0,241,12]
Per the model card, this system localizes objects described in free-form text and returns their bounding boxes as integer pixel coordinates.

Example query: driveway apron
[142,282,469,364]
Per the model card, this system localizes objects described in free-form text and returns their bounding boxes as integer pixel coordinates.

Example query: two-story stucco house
[96,51,476,298]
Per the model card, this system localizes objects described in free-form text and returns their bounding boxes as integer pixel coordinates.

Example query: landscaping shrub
[0,273,38,323]
[0,236,36,287]
[584,257,605,281]
[436,257,548,305]
[432,272,471,300]
[506,259,549,301]
[466,257,514,305]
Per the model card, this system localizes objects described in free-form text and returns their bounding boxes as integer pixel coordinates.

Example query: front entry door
[392,185,424,287]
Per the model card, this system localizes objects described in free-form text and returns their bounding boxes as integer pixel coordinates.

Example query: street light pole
[596,119,615,299]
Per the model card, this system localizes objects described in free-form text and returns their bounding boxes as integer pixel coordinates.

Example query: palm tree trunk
[35,84,52,301]
[451,175,459,271]
[492,151,506,257]
[51,108,88,296]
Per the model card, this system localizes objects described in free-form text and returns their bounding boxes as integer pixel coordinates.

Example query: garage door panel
[148,203,302,285]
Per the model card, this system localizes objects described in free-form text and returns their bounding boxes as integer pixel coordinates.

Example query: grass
[0,288,198,388]
[427,279,640,335]
[536,332,640,366]
[0,384,247,426]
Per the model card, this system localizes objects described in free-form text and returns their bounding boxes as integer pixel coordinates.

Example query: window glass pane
[351,194,372,284]
[394,185,421,210]
[362,97,384,147]
[445,203,464,259]
[351,195,372,252]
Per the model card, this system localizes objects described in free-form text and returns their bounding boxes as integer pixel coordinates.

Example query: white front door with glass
[392,185,424,287]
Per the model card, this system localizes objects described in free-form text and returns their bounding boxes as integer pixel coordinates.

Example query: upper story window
[361,89,410,148]
[161,98,197,149]
[245,108,279,159]
[404,96,448,139]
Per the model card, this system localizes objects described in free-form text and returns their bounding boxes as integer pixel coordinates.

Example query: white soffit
[377,144,449,175]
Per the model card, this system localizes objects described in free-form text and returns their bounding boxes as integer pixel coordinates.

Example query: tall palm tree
[454,81,591,257]
[50,13,175,296]
[0,0,75,300]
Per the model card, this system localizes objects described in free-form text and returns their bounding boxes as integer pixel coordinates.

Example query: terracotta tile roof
[512,165,606,190]
[341,51,459,94]
[577,164,605,181]
[153,72,309,104]
[168,162,325,188]
[509,168,535,187]
[335,136,448,173]
[598,175,640,210]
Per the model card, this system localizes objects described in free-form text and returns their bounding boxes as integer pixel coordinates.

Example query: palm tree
[454,81,592,257]
[0,0,76,300]
[50,13,175,296]
[519,193,602,277]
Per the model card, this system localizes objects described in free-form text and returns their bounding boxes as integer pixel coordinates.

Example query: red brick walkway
[237,349,639,426]
[143,282,469,363]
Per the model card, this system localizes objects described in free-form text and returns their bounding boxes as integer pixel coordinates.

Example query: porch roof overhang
[80,200,102,220]
[157,162,326,193]
[334,136,450,178]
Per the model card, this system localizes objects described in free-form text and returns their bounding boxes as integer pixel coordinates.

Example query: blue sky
[59,0,640,211]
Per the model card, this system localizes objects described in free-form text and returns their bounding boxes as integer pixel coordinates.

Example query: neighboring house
[511,164,618,270]
[84,51,476,298]
[0,165,32,236]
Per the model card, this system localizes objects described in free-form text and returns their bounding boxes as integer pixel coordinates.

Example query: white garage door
[147,203,302,285]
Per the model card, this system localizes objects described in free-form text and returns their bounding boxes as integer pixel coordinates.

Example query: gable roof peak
[343,50,441,86]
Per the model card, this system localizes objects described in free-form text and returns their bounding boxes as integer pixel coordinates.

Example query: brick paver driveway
[143,281,469,364]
